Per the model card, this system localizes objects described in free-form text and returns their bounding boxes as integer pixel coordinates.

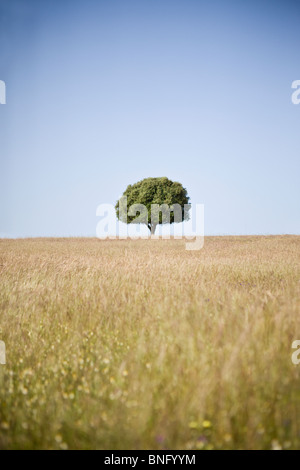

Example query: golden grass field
[0,235,299,450]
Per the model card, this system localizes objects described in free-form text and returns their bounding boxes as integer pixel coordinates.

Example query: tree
[115,177,191,235]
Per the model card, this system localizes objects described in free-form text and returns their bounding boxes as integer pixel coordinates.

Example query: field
[0,236,299,450]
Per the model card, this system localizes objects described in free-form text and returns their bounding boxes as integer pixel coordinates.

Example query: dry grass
[0,235,299,449]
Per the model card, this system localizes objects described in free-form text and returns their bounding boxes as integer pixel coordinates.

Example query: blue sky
[0,0,299,237]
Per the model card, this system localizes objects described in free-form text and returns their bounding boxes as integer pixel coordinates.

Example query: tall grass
[0,236,299,449]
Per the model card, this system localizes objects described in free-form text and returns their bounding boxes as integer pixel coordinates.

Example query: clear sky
[0,0,299,237]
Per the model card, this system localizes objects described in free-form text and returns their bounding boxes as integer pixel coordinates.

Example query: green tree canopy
[115,177,190,234]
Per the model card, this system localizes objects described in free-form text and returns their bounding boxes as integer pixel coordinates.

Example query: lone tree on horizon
[115,177,190,235]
